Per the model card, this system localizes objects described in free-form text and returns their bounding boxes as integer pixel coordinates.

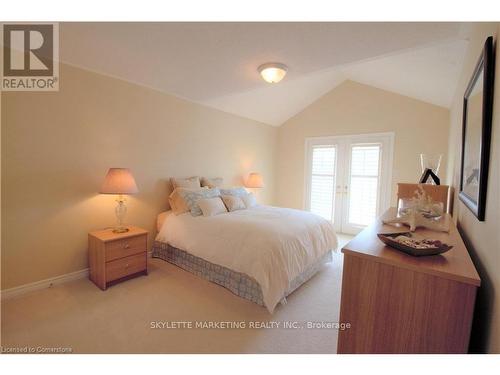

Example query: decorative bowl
[377,232,453,257]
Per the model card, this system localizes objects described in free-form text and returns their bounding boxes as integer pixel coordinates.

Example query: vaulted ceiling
[60,22,470,126]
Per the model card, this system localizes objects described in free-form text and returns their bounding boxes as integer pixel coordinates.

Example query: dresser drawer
[105,234,146,262]
[106,253,147,282]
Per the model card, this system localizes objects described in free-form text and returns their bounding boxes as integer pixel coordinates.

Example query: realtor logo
[2,23,59,91]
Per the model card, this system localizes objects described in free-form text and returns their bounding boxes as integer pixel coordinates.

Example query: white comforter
[156,205,338,312]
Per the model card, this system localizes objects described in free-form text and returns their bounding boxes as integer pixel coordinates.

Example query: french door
[305,133,394,234]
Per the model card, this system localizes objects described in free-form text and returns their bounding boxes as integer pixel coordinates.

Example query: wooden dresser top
[88,226,148,242]
[342,208,481,286]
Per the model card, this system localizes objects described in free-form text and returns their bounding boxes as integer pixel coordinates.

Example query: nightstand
[88,226,148,290]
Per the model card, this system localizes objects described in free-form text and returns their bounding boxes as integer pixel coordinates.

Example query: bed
[153,205,338,313]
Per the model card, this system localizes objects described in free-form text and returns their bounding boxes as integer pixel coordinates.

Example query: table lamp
[245,172,264,188]
[100,168,139,233]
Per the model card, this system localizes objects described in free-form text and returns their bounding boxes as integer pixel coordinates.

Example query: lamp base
[113,196,129,233]
[112,226,129,234]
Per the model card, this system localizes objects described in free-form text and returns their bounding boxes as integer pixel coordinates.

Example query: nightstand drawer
[106,253,147,282]
[105,234,146,262]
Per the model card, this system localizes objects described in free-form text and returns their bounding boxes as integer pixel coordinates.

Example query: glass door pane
[309,146,336,221]
[347,144,381,226]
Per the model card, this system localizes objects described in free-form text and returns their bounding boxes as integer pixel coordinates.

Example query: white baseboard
[2,252,154,300]
[1,268,89,301]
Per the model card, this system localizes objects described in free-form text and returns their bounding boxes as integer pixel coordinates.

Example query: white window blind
[348,145,380,226]
[309,146,336,221]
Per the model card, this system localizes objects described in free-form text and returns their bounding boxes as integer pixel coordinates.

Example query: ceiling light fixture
[258,63,288,83]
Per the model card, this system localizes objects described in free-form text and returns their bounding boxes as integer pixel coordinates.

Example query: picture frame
[459,36,495,221]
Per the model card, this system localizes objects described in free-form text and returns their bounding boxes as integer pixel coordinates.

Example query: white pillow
[220,187,248,197]
[198,197,228,217]
[170,176,201,189]
[201,177,224,188]
[169,187,208,215]
[241,193,257,208]
[178,188,221,216]
[221,195,246,212]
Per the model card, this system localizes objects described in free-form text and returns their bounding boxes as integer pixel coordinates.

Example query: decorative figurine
[383,186,449,232]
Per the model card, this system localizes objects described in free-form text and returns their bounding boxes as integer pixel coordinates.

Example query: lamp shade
[245,172,264,188]
[100,168,139,194]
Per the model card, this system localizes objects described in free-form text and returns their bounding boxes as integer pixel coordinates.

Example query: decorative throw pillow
[201,177,224,188]
[241,193,257,208]
[198,197,228,217]
[179,188,221,216]
[170,176,201,189]
[169,187,207,215]
[221,195,246,212]
[220,187,248,197]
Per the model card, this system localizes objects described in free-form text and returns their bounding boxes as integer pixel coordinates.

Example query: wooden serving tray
[377,232,453,257]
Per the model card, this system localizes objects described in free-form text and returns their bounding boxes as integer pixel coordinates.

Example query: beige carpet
[1,236,350,354]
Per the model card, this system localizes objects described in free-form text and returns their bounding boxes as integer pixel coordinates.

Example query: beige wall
[447,23,500,354]
[1,63,277,290]
[275,80,450,209]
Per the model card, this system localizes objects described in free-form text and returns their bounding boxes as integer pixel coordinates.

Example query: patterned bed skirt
[152,241,333,308]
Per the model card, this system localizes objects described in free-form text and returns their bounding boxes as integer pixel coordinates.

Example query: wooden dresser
[337,208,480,354]
[88,226,148,290]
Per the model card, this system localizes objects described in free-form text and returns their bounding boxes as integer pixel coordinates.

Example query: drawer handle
[125,263,130,268]
[124,243,130,249]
